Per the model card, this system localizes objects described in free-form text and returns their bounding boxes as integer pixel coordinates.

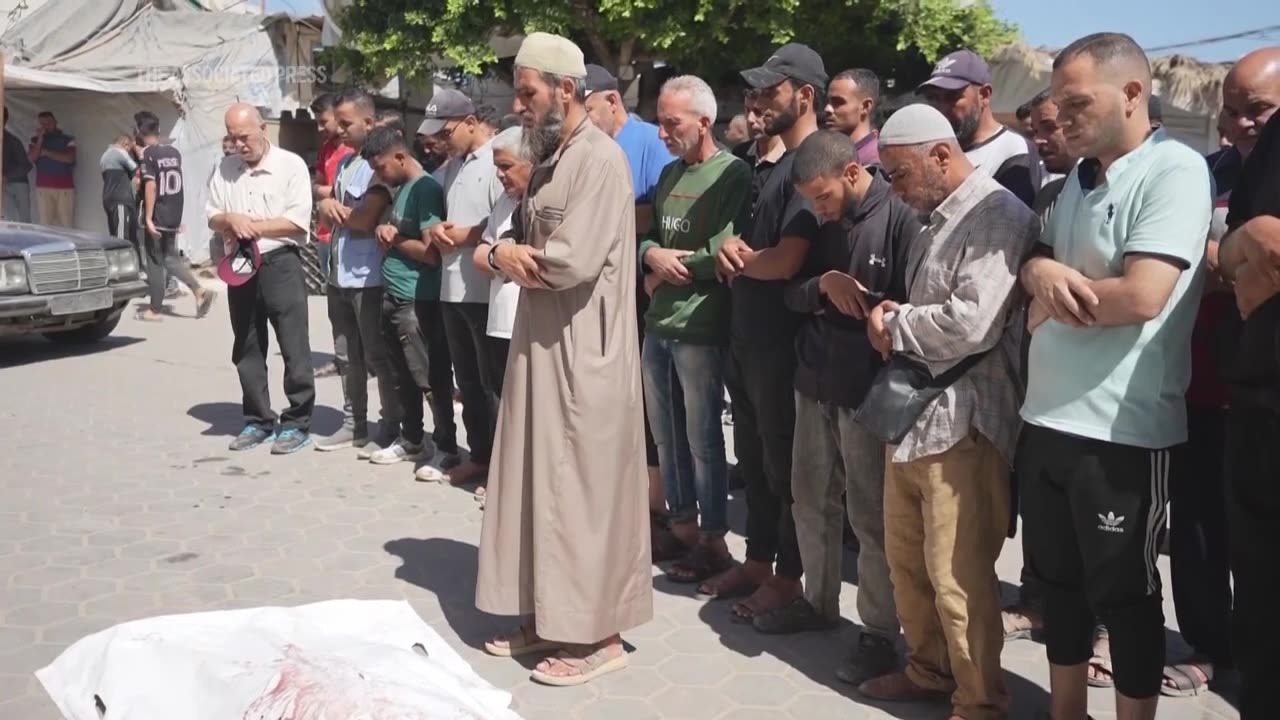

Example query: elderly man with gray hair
[474,32,651,687]
[640,75,751,586]
[858,103,1038,719]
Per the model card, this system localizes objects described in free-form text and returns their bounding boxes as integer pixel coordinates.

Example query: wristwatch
[486,242,508,280]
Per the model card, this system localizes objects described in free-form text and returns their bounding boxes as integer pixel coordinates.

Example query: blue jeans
[642,334,728,535]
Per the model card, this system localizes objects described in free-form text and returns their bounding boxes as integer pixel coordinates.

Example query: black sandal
[650,513,688,563]
[664,544,735,584]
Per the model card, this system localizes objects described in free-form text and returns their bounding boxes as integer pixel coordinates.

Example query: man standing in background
[100,135,139,257]
[3,108,33,222]
[825,68,882,167]
[416,88,503,486]
[311,92,353,380]
[28,111,76,227]
[583,62,680,555]
[919,50,1042,207]
[724,114,751,146]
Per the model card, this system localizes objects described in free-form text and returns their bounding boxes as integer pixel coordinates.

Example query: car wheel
[43,315,122,345]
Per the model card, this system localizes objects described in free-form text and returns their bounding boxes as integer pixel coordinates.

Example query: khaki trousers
[884,429,1010,720]
[36,187,75,227]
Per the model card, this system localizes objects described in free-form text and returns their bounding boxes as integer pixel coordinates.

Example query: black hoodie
[784,171,921,409]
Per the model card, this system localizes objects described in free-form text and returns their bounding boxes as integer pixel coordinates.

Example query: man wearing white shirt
[207,103,316,455]
[418,89,505,485]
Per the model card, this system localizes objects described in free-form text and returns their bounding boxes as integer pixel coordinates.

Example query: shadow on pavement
[187,401,344,437]
[0,334,145,369]
[384,537,506,652]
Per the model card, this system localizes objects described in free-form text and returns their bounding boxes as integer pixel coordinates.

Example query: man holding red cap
[920,49,1043,207]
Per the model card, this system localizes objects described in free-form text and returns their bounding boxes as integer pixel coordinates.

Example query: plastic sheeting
[2,0,287,262]
[36,599,524,720]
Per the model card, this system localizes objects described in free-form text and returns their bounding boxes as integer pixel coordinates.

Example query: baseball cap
[417,88,477,137]
[217,239,262,287]
[584,64,619,96]
[918,50,992,91]
[740,43,828,92]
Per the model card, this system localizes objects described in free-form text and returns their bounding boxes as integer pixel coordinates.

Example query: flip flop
[530,646,628,687]
[1161,659,1213,697]
[1087,628,1114,688]
[483,628,561,658]
[196,290,218,319]
[135,310,164,322]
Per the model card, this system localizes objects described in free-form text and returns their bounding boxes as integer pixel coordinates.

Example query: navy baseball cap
[741,43,828,92]
[584,64,620,96]
[918,50,992,91]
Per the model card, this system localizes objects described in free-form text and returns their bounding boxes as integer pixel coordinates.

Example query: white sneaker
[414,449,463,482]
[370,440,425,465]
[356,427,397,460]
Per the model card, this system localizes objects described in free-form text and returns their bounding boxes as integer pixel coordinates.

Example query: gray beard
[522,106,565,164]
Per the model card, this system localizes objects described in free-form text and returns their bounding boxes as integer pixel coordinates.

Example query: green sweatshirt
[639,150,751,344]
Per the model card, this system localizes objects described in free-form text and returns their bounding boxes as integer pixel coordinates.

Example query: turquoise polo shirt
[1021,130,1211,449]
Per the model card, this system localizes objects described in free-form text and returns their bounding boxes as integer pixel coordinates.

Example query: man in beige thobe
[475,31,652,687]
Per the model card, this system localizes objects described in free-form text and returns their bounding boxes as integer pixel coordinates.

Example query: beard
[522,104,565,164]
[666,129,700,158]
[953,109,981,148]
[765,97,801,137]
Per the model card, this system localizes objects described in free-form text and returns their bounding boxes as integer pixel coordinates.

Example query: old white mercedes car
[0,222,147,344]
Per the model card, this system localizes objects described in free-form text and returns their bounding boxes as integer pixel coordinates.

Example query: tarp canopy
[2,0,287,263]
[990,43,1229,154]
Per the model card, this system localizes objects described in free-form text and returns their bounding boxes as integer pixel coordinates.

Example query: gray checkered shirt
[885,170,1040,464]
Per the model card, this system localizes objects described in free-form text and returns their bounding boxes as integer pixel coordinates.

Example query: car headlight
[0,259,27,293]
[107,248,140,279]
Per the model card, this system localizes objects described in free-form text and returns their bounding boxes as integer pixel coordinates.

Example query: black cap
[740,43,828,92]
[584,64,619,96]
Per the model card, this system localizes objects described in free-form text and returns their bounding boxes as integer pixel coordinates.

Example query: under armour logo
[869,254,887,267]
[1097,512,1125,533]
[934,57,957,74]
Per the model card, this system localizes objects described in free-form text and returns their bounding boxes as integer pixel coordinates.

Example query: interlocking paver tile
[0,299,1240,720]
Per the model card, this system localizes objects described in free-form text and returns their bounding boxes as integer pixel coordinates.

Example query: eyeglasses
[433,121,462,141]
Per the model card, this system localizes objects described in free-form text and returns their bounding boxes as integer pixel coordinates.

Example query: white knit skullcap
[514,32,587,79]
[879,103,957,147]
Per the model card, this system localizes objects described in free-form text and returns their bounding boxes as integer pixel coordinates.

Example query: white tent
[990,43,1230,154]
[2,0,290,262]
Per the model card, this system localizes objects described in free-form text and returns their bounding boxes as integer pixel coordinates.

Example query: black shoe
[728,463,745,491]
[836,632,899,686]
[229,425,274,452]
[752,597,838,635]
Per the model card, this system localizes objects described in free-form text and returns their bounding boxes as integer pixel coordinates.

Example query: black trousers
[638,290,661,468]
[1225,404,1280,720]
[381,293,457,451]
[1018,423,1171,699]
[1169,405,1232,667]
[146,230,200,312]
[441,302,498,464]
[104,201,141,267]
[724,339,801,579]
[227,249,315,432]
[486,335,510,399]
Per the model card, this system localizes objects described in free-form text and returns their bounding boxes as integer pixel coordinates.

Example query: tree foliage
[332,0,1016,91]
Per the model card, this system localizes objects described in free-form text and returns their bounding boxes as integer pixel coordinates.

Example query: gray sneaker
[414,448,463,482]
[314,423,368,452]
[835,632,899,686]
[369,439,425,465]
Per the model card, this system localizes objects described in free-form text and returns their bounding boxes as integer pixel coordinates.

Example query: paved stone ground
[0,291,1241,719]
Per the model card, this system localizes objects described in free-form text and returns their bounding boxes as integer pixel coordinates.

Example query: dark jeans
[329,285,400,431]
[227,248,314,432]
[724,339,802,579]
[380,293,457,451]
[1170,405,1232,667]
[486,335,510,398]
[146,230,200,312]
[1226,405,1280,720]
[441,302,497,464]
[104,201,141,269]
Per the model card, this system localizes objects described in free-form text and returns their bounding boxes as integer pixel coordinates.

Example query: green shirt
[638,150,750,343]
[382,174,446,301]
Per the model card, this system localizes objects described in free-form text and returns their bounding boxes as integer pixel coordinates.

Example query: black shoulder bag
[853,238,991,445]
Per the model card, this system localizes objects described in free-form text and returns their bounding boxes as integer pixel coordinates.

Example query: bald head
[224,102,269,166]
[1222,46,1280,157]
